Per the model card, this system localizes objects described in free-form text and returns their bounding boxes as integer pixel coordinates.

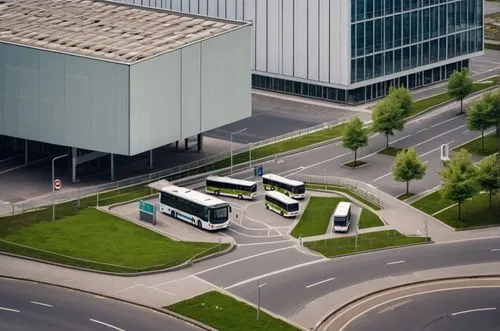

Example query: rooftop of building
[0,0,246,64]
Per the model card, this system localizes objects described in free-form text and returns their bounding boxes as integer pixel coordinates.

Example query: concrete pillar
[197,134,203,153]
[110,153,115,182]
[71,147,77,183]
[184,138,189,151]
[149,149,153,169]
[24,139,28,165]
[175,141,179,152]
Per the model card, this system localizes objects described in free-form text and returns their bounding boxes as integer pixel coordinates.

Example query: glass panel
[402,46,410,70]
[411,44,418,68]
[448,34,456,58]
[366,20,373,54]
[366,55,374,79]
[431,6,439,39]
[403,13,410,46]
[351,0,356,22]
[403,0,410,11]
[351,24,356,58]
[374,19,383,52]
[374,53,383,77]
[356,57,364,82]
[461,31,467,55]
[357,0,364,21]
[366,0,374,19]
[394,48,402,73]
[385,0,393,15]
[385,16,393,49]
[374,0,383,17]
[411,11,418,43]
[394,14,402,47]
[385,50,394,74]
[423,8,430,40]
[357,22,365,57]
[448,2,455,33]
[476,28,483,52]
[460,0,467,31]
[423,41,430,65]
[439,37,447,61]
[430,39,438,63]
[439,5,447,36]
[352,59,357,81]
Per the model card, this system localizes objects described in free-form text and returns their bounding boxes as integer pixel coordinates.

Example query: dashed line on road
[0,306,20,313]
[450,307,496,316]
[89,319,125,331]
[30,301,53,308]
[306,277,336,289]
[491,249,500,252]
[414,125,465,147]
[430,115,463,128]
[386,260,406,265]
[416,128,429,133]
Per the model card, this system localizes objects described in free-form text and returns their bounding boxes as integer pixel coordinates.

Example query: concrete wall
[0,43,130,155]
[118,0,351,86]
[129,25,252,155]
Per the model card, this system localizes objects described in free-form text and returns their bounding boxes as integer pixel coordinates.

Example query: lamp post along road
[230,128,247,175]
[52,154,69,221]
[257,280,267,320]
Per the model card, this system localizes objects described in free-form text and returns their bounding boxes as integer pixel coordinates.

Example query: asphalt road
[0,278,201,331]
[344,287,500,331]
[207,237,500,318]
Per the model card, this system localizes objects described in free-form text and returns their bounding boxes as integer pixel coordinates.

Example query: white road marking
[388,134,411,145]
[377,299,413,314]
[228,228,282,238]
[386,260,406,265]
[259,283,268,288]
[224,258,327,290]
[372,172,392,183]
[418,140,455,158]
[430,115,463,128]
[306,277,336,289]
[462,130,469,134]
[286,152,351,175]
[414,125,465,147]
[416,128,429,133]
[451,307,496,316]
[30,301,53,308]
[0,306,20,313]
[491,248,500,252]
[237,240,294,247]
[89,319,125,331]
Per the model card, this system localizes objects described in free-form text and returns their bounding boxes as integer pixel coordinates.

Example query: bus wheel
[271,186,275,191]
[214,190,220,196]
[285,192,289,196]
[238,194,243,200]
[197,220,202,229]
[280,211,284,216]
[265,204,269,209]
[171,210,176,218]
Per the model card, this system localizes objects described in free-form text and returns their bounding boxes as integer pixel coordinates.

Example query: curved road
[0,278,201,331]
[343,287,500,331]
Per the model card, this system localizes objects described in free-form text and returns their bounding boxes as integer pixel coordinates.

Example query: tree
[467,97,493,151]
[483,90,500,136]
[391,147,427,194]
[439,149,479,220]
[387,86,413,117]
[477,155,500,209]
[342,117,368,167]
[447,69,473,114]
[371,97,405,149]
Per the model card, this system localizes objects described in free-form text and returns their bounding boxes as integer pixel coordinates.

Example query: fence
[290,174,383,208]
[2,117,350,217]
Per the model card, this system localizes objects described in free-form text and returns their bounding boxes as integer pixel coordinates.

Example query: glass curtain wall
[350,0,483,84]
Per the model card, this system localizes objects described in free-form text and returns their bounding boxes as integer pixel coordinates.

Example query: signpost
[139,200,156,225]
[440,144,450,165]
[54,179,62,191]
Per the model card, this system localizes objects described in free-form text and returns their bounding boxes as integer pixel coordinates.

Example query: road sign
[54,179,62,191]
[440,144,450,163]
[139,200,156,225]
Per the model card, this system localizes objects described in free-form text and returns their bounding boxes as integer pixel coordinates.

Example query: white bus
[262,174,306,199]
[265,191,300,217]
[159,185,231,231]
[205,176,258,200]
[333,202,352,233]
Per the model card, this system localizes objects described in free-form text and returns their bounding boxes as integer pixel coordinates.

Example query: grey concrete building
[0,0,252,181]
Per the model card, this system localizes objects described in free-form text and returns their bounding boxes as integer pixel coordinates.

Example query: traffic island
[342,160,368,169]
[378,147,404,157]
[397,193,415,201]
[167,291,301,331]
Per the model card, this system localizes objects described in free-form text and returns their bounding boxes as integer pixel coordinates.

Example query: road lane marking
[224,258,327,290]
[414,125,465,147]
[430,116,463,128]
[237,240,294,247]
[491,249,500,252]
[416,128,429,133]
[377,299,413,314]
[89,319,125,331]
[388,134,411,145]
[419,140,455,158]
[30,301,53,308]
[451,307,496,316]
[306,277,336,289]
[372,172,392,183]
[259,283,267,288]
[386,260,406,265]
[0,306,20,313]
[228,228,282,238]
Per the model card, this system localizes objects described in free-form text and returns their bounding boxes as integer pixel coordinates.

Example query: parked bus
[159,185,231,231]
[265,191,300,217]
[333,202,352,233]
[262,174,306,199]
[205,176,257,200]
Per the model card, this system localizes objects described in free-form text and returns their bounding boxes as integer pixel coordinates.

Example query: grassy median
[305,183,381,210]
[0,209,224,273]
[167,291,299,331]
[291,197,347,238]
[453,133,500,156]
[411,190,454,215]
[305,230,429,257]
[358,208,384,229]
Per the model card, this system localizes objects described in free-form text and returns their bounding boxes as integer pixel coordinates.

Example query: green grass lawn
[343,160,368,168]
[411,190,454,215]
[0,209,224,273]
[290,197,347,238]
[398,193,415,201]
[434,193,500,229]
[167,291,299,331]
[305,183,381,211]
[358,208,384,229]
[304,230,429,257]
[453,133,500,156]
[378,147,404,157]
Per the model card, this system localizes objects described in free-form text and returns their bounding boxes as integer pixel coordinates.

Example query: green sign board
[139,200,155,215]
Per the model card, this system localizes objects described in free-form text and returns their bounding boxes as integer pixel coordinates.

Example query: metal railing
[1,117,350,217]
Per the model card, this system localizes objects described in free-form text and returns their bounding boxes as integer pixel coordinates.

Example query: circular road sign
[54,179,62,191]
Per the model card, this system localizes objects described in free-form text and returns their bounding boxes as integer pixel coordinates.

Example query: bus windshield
[210,207,229,224]
[288,203,299,212]
[334,216,347,226]
[292,185,305,194]
[251,184,257,192]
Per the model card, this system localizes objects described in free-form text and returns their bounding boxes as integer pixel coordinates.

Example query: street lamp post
[230,128,247,175]
[52,154,69,221]
[257,280,267,320]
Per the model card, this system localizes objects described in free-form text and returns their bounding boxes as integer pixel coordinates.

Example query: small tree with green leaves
[447,69,473,114]
[483,90,500,136]
[439,149,479,220]
[371,97,405,149]
[467,97,493,151]
[387,86,413,117]
[477,155,500,209]
[391,147,427,195]
[342,117,369,167]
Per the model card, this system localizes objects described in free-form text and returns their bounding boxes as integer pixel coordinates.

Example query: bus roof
[334,202,352,216]
[262,174,304,186]
[160,185,228,207]
[206,176,257,187]
[266,191,299,205]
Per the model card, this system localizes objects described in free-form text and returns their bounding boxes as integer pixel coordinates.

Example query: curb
[313,274,500,331]
[302,240,433,257]
[0,275,217,331]
[455,223,500,231]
